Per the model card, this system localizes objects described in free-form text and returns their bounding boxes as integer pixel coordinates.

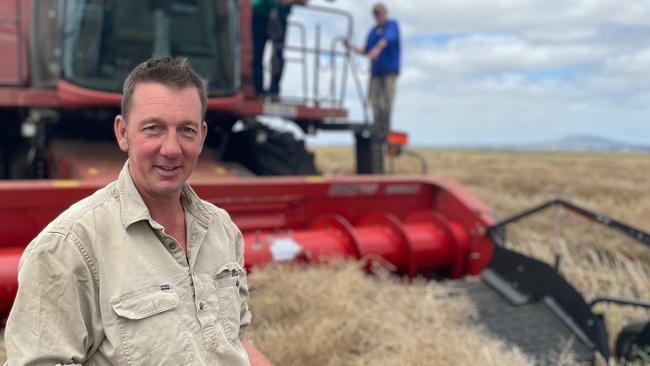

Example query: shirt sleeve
[4,232,101,365]
[382,21,399,44]
[232,222,252,338]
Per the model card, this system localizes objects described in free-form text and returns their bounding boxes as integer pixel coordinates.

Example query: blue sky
[272,0,650,147]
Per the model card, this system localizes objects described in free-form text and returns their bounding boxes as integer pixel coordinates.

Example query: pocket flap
[214,262,244,287]
[111,286,179,320]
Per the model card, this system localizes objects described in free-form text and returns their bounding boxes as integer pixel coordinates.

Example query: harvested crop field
[248,261,536,365]
[1,149,649,365]
[247,148,650,365]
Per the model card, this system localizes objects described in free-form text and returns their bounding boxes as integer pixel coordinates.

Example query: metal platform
[455,276,595,365]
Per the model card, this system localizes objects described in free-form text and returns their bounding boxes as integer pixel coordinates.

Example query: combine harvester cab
[1,0,649,365]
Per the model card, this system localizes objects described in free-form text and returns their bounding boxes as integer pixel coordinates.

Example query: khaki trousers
[369,73,398,141]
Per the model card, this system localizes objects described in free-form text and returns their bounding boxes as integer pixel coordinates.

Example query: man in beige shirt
[4,57,252,365]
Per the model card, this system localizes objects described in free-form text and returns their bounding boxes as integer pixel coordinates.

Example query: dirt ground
[1,149,649,365]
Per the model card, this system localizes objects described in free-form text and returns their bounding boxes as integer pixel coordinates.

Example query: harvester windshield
[62,0,239,96]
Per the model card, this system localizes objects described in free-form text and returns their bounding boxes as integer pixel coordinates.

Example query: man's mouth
[155,165,182,172]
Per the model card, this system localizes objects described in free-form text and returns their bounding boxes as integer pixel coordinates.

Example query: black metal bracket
[354,128,384,174]
[487,198,650,249]
[482,198,650,360]
[487,245,611,359]
[590,296,650,310]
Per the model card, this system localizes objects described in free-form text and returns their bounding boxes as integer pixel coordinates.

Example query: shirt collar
[117,161,211,229]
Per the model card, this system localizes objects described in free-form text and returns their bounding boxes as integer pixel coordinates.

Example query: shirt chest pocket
[212,262,244,344]
[111,286,193,365]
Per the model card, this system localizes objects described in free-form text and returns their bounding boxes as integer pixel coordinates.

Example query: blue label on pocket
[160,284,171,291]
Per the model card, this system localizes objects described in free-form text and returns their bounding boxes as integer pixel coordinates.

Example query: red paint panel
[0,247,22,319]
[0,0,30,85]
[0,175,498,327]
[242,340,273,366]
[0,87,58,107]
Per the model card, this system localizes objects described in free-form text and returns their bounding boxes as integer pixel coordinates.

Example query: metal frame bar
[486,198,650,355]
[590,296,650,310]
[285,21,308,103]
[487,198,650,248]
[278,5,368,120]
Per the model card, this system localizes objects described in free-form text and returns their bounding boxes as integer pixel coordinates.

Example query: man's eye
[143,125,163,133]
[181,127,197,136]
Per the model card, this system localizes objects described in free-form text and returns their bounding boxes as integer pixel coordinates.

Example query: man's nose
[160,131,182,158]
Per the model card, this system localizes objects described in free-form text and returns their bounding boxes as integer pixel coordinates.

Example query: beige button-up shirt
[4,163,252,365]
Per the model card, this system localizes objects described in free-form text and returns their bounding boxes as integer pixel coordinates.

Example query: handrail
[313,24,320,106]
[276,5,369,120]
[349,49,370,123]
[285,21,308,103]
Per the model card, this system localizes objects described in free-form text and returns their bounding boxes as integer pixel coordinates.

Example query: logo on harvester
[385,184,420,195]
[328,183,379,197]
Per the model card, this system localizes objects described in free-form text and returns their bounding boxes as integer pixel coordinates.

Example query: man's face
[114,82,207,200]
[374,9,387,26]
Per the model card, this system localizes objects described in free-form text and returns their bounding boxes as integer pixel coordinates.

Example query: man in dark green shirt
[252,0,307,99]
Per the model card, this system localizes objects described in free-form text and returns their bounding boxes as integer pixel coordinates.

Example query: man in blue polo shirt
[345,3,400,142]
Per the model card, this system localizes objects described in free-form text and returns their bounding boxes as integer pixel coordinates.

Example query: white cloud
[407,35,606,75]
[602,48,650,75]
[284,0,650,146]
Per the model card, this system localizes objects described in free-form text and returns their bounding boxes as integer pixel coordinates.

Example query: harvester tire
[615,321,648,361]
[224,127,319,176]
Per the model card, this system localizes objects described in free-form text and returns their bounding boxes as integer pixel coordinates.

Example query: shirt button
[199,302,206,311]
[168,242,176,250]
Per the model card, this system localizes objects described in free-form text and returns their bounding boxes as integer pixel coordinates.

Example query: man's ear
[114,115,129,152]
[200,121,208,146]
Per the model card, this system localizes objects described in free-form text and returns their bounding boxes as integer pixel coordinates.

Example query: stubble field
[247,148,650,365]
[1,149,649,365]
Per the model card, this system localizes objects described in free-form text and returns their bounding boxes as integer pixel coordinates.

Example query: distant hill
[526,134,650,152]
[453,134,650,152]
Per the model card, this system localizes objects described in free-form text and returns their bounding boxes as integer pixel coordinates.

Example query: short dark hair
[121,57,207,120]
[373,3,387,15]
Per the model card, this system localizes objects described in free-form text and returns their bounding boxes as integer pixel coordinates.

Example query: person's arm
[4,233,101,365]
[367,21,398,61]
[279,0,307,5]
[343,38,367,55]
[366,39,387,61]
[345,27,390,60]
[232,223,252,338]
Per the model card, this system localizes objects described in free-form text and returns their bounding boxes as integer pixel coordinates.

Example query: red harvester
[1,1,649,364]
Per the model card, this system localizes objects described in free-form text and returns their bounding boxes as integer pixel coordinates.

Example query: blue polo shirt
[365,19,401,77]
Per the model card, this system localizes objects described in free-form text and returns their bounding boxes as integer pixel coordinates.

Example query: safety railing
[276,5,370,122]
